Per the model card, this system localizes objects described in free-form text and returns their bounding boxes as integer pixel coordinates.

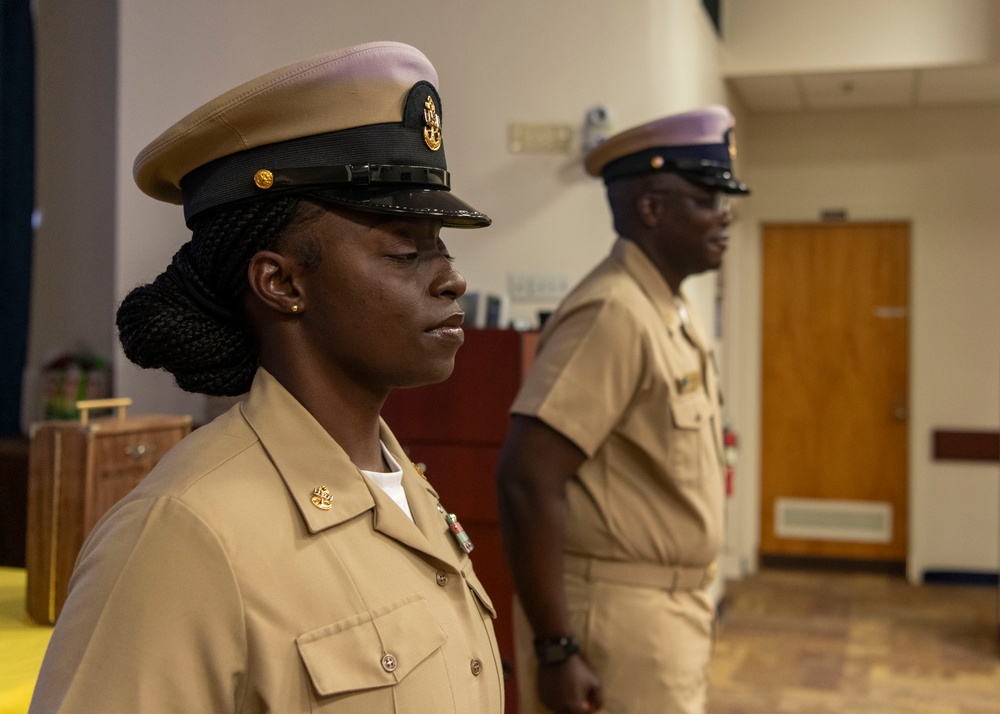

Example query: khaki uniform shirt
[30,369,504,714]
[512,238,725,569]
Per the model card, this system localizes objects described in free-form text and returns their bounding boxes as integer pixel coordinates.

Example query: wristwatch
[533,635,581,666]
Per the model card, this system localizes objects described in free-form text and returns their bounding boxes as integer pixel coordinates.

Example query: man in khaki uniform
[496,107,750,714]
[30,42,503,713]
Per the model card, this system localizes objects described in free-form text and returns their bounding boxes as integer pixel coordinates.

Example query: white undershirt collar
[360,443,414,521]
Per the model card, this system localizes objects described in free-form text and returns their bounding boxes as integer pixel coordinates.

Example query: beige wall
[722,0,1000,75]
[726,105,1000,578]
[25,0,117,427]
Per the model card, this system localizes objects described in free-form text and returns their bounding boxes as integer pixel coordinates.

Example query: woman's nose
[434,259,467,299]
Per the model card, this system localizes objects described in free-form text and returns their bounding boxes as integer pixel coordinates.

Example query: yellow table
[0,568,52,714]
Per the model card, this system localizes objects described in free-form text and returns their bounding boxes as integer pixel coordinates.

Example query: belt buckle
[703,561,718,587]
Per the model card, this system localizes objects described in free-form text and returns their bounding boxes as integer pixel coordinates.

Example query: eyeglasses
[647,189,734,217]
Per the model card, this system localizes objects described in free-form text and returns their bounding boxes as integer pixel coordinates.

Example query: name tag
[676,371,703,395]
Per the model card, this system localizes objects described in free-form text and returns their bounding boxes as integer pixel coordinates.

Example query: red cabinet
[382,328,537,711]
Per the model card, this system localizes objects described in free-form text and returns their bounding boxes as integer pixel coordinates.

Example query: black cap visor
[309,185,491,228]
[677,169,750,195]
[602,148,750,196]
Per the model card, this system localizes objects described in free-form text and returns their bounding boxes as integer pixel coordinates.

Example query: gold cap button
[253,169,275,189]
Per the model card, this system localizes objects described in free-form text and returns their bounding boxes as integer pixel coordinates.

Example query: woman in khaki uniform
[29,42,503,714]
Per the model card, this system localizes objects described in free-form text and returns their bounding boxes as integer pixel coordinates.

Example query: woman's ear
[247,250,305,316]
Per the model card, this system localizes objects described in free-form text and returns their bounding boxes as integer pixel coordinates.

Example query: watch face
[535,636,580,665]
[541,643,563,660]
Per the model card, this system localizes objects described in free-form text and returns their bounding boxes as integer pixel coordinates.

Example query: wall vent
[775,498,892,543]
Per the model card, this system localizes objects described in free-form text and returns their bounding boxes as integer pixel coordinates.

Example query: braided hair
[116,196,309,396]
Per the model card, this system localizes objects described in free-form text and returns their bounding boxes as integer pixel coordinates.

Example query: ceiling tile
[799,70,917,110]
[727,65,1000,114]
[918,65,1000,105]
[729,75,804,112]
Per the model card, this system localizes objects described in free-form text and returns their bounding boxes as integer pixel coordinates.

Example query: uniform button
[436,571,449,587]
[470,659,483,676]
[381,653,397,673]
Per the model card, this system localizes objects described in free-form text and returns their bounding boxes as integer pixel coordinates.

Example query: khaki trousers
[514,569,715,714]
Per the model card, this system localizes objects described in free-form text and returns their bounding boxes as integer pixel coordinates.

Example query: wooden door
[760,222,909,561]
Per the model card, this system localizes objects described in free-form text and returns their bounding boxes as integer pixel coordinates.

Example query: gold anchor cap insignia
[310,486,332,510]
[423,95,442,151]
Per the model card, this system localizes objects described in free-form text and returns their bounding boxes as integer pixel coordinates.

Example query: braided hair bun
[116,196,302,396]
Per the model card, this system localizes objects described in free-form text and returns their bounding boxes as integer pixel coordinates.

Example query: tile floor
[707,569,1000,714]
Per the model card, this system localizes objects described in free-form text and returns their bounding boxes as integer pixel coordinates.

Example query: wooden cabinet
[382,328,537,711]
[25,414,191,623]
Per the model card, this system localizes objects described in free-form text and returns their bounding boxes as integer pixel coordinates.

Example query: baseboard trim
[922,570,999,587]
[759,554,906,576]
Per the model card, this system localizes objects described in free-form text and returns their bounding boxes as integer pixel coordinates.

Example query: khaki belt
[564,554,717,592]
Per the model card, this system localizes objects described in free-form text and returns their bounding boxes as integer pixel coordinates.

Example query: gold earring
[291,304,299,313]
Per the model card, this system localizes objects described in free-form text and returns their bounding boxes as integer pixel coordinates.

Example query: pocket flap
[296,595,447,696]
[670,393,707,430]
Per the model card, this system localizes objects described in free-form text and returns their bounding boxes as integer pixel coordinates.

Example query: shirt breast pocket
[667,392,710,486]
[296,594,454,713]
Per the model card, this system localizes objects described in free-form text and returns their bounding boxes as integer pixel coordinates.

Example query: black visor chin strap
[269,164,450,189]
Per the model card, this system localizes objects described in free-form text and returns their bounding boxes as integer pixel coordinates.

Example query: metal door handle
[892,395,908,422]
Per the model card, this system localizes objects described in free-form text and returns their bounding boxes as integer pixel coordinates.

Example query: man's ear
[247,250,304,315]
[637,191,664,229]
